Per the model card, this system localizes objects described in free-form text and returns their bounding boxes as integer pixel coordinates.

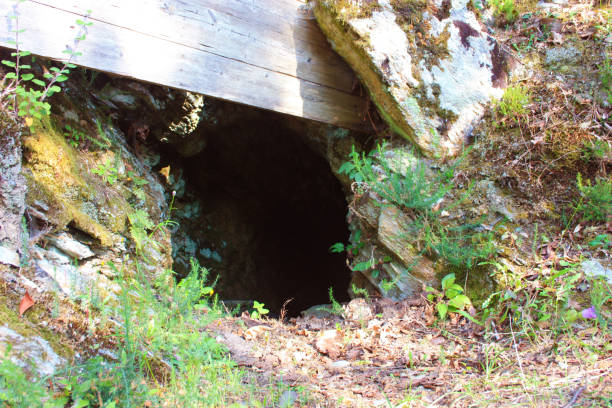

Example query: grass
[0,255,295,407]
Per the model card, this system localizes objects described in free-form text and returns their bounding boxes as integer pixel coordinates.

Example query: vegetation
[339,143,496,272]
[572,174,612,223]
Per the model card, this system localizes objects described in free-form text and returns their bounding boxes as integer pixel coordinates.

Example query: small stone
[0,245,20,267]
[582,259,612,284]
[47,232,94,260]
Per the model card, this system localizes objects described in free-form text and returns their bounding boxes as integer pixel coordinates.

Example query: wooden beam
[0,0,370,131]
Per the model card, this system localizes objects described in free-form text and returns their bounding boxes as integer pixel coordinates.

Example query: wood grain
[0,0,369,131]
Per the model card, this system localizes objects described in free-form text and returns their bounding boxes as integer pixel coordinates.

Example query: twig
[561,385,585,408]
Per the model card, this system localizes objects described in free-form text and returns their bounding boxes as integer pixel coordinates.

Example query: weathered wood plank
[0,0,369,131]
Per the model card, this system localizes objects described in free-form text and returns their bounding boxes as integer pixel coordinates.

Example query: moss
[324,0,382,21]
[414,82,459,134]
[390,0,451,69]
[0,280,73,362]
[23,116,130,247]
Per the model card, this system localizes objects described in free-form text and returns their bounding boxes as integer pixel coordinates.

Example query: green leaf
[449,283,464,293]
[447,294,471,310]
[329,242,345,253]
[352,260,374,272]
[20,73,34,81]
[456,310,483,325]
[436,303,448,320]
[32,78,45,87]
[441,273,456,291]
[446,288,459,299]
[1,60,16,68]
[56,75,69,82]
[66,63,77,69]
[5,72,17,79]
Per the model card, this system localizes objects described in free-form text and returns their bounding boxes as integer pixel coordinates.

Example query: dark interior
[179,118,351,317]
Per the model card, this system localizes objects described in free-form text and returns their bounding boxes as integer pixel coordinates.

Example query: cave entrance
[180,117,351,317]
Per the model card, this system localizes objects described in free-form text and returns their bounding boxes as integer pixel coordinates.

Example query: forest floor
[209,296,611,407]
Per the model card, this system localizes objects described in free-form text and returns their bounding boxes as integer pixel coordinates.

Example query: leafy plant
[0,1,92,119]
[92,158,120,185]
[328,287,344,316]
[128,209,154,251]
[339,144,496,271]
[573,173,612,223]
[426,273,478,323]
[251,301,269,319]
[63,124,87,148]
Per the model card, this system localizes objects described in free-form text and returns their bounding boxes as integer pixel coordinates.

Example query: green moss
[23,116,130,247]
[324,0,382,21]
[0,285,73,362]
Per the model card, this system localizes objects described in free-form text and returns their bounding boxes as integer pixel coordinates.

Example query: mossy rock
[314,0,508,159]
[23,117,131,247]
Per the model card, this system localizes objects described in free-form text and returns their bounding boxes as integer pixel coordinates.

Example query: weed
[328,287,344,315]
[92,158,119,185]
[250,301,269,319]
[426,273,479,323]
[495,85,529,124]
[0,1,91,119]
[572,173,612,223]
[339,144,496,272]
[351,283,370,300]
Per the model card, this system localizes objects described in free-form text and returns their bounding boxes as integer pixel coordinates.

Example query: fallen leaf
[315,329,343,359]
[19,291,34,317]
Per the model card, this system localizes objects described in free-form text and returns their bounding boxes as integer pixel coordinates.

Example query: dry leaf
[315,329,343,359]
[19,291,34,317]
[244,325,272,340]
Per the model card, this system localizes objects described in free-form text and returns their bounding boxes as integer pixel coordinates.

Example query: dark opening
[177,118,351,317]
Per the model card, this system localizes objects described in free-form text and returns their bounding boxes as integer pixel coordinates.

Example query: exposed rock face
[314,0,508,158]
[0,110,26,257]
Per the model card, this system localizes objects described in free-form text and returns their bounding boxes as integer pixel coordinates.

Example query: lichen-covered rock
[314,0,509,158]
[0,325,66,378]
[0,110,26,254]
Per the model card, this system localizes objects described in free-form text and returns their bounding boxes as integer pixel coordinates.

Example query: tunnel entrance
[176,117,352,317]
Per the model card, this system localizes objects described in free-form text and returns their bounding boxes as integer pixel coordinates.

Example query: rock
[0,111,26,250]
[0,325,66,379]
[314,0,507,158]
[582,259,612,284]
[378,206,436,286]
[301,304,340,319]
[545,46,582,71]
[0,245,20,267]
[47,232,95,260]
[343,298,373,322]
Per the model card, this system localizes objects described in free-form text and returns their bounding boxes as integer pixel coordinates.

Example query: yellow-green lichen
[0,281,73,362]
[23,116,131,247]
